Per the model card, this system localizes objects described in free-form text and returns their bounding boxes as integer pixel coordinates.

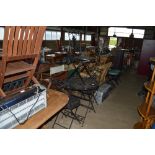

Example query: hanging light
[130,29,134,38]
[113,33,117,37]
[113,28,117,37]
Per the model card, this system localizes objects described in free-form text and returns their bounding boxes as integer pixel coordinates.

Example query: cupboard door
[138,40,155,75]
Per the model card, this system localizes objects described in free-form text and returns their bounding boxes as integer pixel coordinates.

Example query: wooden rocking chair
[0,26,46,97]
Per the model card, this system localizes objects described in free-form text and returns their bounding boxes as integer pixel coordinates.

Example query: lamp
[113,28,117,37]
[113,33,117,37]
[130,29,134,38]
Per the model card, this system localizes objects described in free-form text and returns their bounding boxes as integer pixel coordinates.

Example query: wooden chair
[80,62,97,78]
[95,62,112,85]
[80,61,112,85]
[99,56,108,65]
[0,26,46,97]
[38,64,68,91]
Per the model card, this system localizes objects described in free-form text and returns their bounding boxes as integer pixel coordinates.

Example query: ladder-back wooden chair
[0,26,46,97]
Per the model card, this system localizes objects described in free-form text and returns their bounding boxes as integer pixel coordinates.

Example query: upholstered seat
[108,69,121,76]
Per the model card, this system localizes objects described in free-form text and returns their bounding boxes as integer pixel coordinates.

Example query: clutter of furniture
[0,26,69,129]
[0,26,128,129]
[37,48,121,128]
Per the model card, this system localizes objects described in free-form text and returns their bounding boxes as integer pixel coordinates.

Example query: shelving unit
[134,67,155,128]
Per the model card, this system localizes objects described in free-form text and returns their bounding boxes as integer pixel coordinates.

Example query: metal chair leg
[52,112,60,128]
[68,108,78,129]
[92,93,98,105]
[81,102,90,127]
[88,95,96,113]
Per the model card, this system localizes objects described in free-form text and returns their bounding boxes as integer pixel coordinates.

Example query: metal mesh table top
[64,76,98,91]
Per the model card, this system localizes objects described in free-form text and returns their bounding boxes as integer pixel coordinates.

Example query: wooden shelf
[138,103,155,119]
[144,81,155,94]
[136,59,155,128]
[16,89,69,129]
[133,122,145,129]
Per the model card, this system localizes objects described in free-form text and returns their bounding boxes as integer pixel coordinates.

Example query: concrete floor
[41,69,145,129]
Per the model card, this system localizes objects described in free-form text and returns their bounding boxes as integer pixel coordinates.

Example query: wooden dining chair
[0,26,46,97]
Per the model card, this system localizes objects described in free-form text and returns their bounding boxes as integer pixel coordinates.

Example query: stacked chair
[66,57,99,111]
[0,26,47,129]
[95,62,112,85]
[53,58,98,128]
[0,26,46,97]
[38,52,114,128]
[37,57,85,129]
[50,78,86,129]
[107,49,124,86]
[86,60,113,105]
[52,95,83,129]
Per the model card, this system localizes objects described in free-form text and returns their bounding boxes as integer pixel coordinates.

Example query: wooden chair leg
[47,81,52,90]
[0,88,6,97]
[144,119,154,129]
[32,76,40,85]
[134,118,154,129]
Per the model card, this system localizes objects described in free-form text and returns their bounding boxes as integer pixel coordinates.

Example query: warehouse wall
[42,40,91,51]
[144,29,155,39]
[0,40,91,50]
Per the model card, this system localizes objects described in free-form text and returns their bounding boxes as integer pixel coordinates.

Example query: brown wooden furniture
[96,62,112,85]
[80,61,96,78]
[16,89,69,129]
[80,61,112,86]
[0,26,46,97]
[99,56,108,65]
[45,52,66,64]
[134,67,155,129]
[37,63,68,90]
[138,40,155,75]
[41,71,67,90]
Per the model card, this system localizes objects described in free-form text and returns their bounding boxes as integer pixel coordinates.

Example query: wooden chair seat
[4,61,34,76]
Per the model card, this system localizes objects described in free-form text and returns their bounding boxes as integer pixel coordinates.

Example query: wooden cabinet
[138,40,155,75]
